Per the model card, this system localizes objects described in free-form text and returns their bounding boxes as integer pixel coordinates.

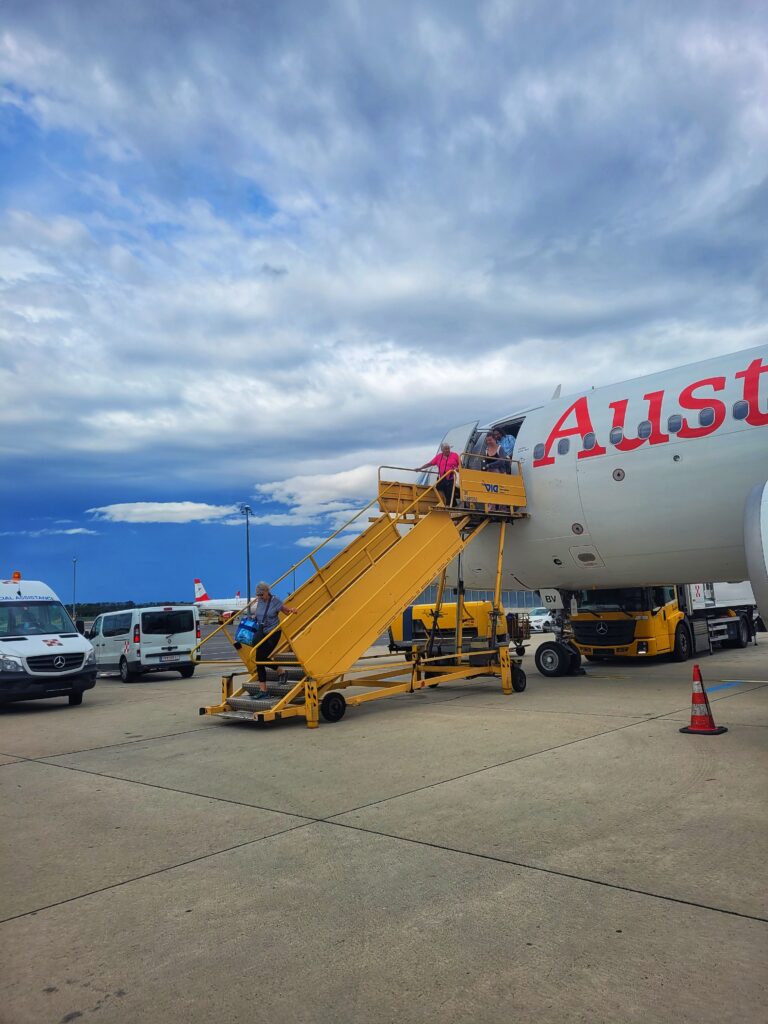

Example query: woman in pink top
[418,442,460,506]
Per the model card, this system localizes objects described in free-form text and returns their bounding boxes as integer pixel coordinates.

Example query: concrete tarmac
[1,638,767,1023]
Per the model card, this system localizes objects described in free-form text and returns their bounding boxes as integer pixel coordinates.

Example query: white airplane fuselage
[460,345,768,597]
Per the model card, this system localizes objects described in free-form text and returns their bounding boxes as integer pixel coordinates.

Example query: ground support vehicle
[389,600,508,660]
[569,582,758,664]
[88,605,200,681]
[198,462,530,727]
[0,574,96,705]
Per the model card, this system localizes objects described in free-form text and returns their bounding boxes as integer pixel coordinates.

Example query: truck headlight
[0,654,24,674]
[84,649,96,667]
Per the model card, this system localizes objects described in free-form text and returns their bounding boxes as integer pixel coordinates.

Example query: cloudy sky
[1,0,766,602]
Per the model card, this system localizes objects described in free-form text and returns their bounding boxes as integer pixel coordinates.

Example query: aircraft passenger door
[418,421,478,485]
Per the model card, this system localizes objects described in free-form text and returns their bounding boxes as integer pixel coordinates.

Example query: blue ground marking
[706,680,746,693]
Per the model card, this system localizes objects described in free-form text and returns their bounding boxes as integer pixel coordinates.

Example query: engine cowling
[744,482,768,625]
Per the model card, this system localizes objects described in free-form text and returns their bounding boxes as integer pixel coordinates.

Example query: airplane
[193,579,249,616]
[438,344,768,675]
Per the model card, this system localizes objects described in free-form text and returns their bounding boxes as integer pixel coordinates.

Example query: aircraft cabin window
[637,420,652,439]
[667,414,682,434]
[533,443,546,461]
[732,400,750,421]
[557,438,570,455]
[609,427,624,445]
[698,407,716,427]
[582,432,596,451]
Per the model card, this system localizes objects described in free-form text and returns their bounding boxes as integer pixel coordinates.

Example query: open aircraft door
[417,421,478,486]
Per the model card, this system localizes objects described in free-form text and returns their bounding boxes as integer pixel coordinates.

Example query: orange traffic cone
[679,664,727,735]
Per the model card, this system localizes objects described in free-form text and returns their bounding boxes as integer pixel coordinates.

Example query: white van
[0,575,96,705]
[88,605,200,682]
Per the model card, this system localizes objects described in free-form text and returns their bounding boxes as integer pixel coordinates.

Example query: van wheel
[68,692,83,706]
[119,657,136,683]
[178,665,195,678]
[672,625,691,662]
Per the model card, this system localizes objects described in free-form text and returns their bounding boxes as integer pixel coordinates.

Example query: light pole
[72,556,78,622]
[239,504,253,604]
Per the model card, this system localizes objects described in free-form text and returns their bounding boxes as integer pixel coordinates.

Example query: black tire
[515,645,526,657]
[178,665,195,678]
[731,616,749,649]
[320,692,346,723]
[68,692,83,706]
[568,647,582,674]
[672,624,691,662]
[512,667,527,692]
[428,683,439,688]
[543,622,552,632]
[119,657,136,683]
[534,641,571,677]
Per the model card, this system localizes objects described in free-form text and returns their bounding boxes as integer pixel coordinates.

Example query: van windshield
[141,610,195,635]
[0,601,76,637]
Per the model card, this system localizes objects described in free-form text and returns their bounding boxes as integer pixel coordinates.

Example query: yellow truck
[570,583,758,662]
[388,600,510,658]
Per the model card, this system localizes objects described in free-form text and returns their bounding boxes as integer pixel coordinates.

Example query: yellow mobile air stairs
[197,460,529,728]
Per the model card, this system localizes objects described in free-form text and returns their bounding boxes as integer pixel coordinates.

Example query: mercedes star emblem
[596,622,609,636]
[53,655,66,669]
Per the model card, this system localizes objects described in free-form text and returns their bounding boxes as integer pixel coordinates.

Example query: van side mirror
[76,619,85,635]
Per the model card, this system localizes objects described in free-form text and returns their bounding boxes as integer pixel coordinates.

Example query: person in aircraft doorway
[249,582,298,695]
[418,442,461,507]
[492,428,515,464]
[483,432,509,512]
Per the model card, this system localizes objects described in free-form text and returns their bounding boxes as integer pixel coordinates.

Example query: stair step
[228,693,305,712]
[242,681,300,697]
[218,710,260,722]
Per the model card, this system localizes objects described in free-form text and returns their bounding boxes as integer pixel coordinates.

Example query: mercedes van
[0,574,96,705]
[88,605,200,682]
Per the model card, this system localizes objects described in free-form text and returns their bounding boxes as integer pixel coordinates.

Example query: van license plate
[160,655,179,663]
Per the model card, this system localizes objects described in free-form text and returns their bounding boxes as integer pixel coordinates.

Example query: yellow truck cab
[570,583,757,662]
[389,600,507,658]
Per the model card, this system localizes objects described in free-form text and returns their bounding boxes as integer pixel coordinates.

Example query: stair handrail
[194,467,454,653]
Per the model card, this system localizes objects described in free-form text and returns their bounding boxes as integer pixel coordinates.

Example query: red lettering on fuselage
[532,397,606,467]
[608,390,669,451]
[677,376,726,438]
[531,355,767,469]
[735,358,768,426]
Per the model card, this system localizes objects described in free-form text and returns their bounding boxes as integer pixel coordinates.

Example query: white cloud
[0,527,98,537]
[1,0,767,502]
[87,501,237,523]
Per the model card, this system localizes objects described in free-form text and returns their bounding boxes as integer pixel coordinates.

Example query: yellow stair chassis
[198,463,528,727]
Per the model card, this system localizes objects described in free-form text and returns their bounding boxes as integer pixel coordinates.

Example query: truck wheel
[512,667,527,692]
[534,641,571,677]
[568,647,582,674]
[119,657,136,683]
[320,692,346,723]
[672,624,691,662]
[178,665,195,678]
[68,692,83,706]
[730,616,750,649]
